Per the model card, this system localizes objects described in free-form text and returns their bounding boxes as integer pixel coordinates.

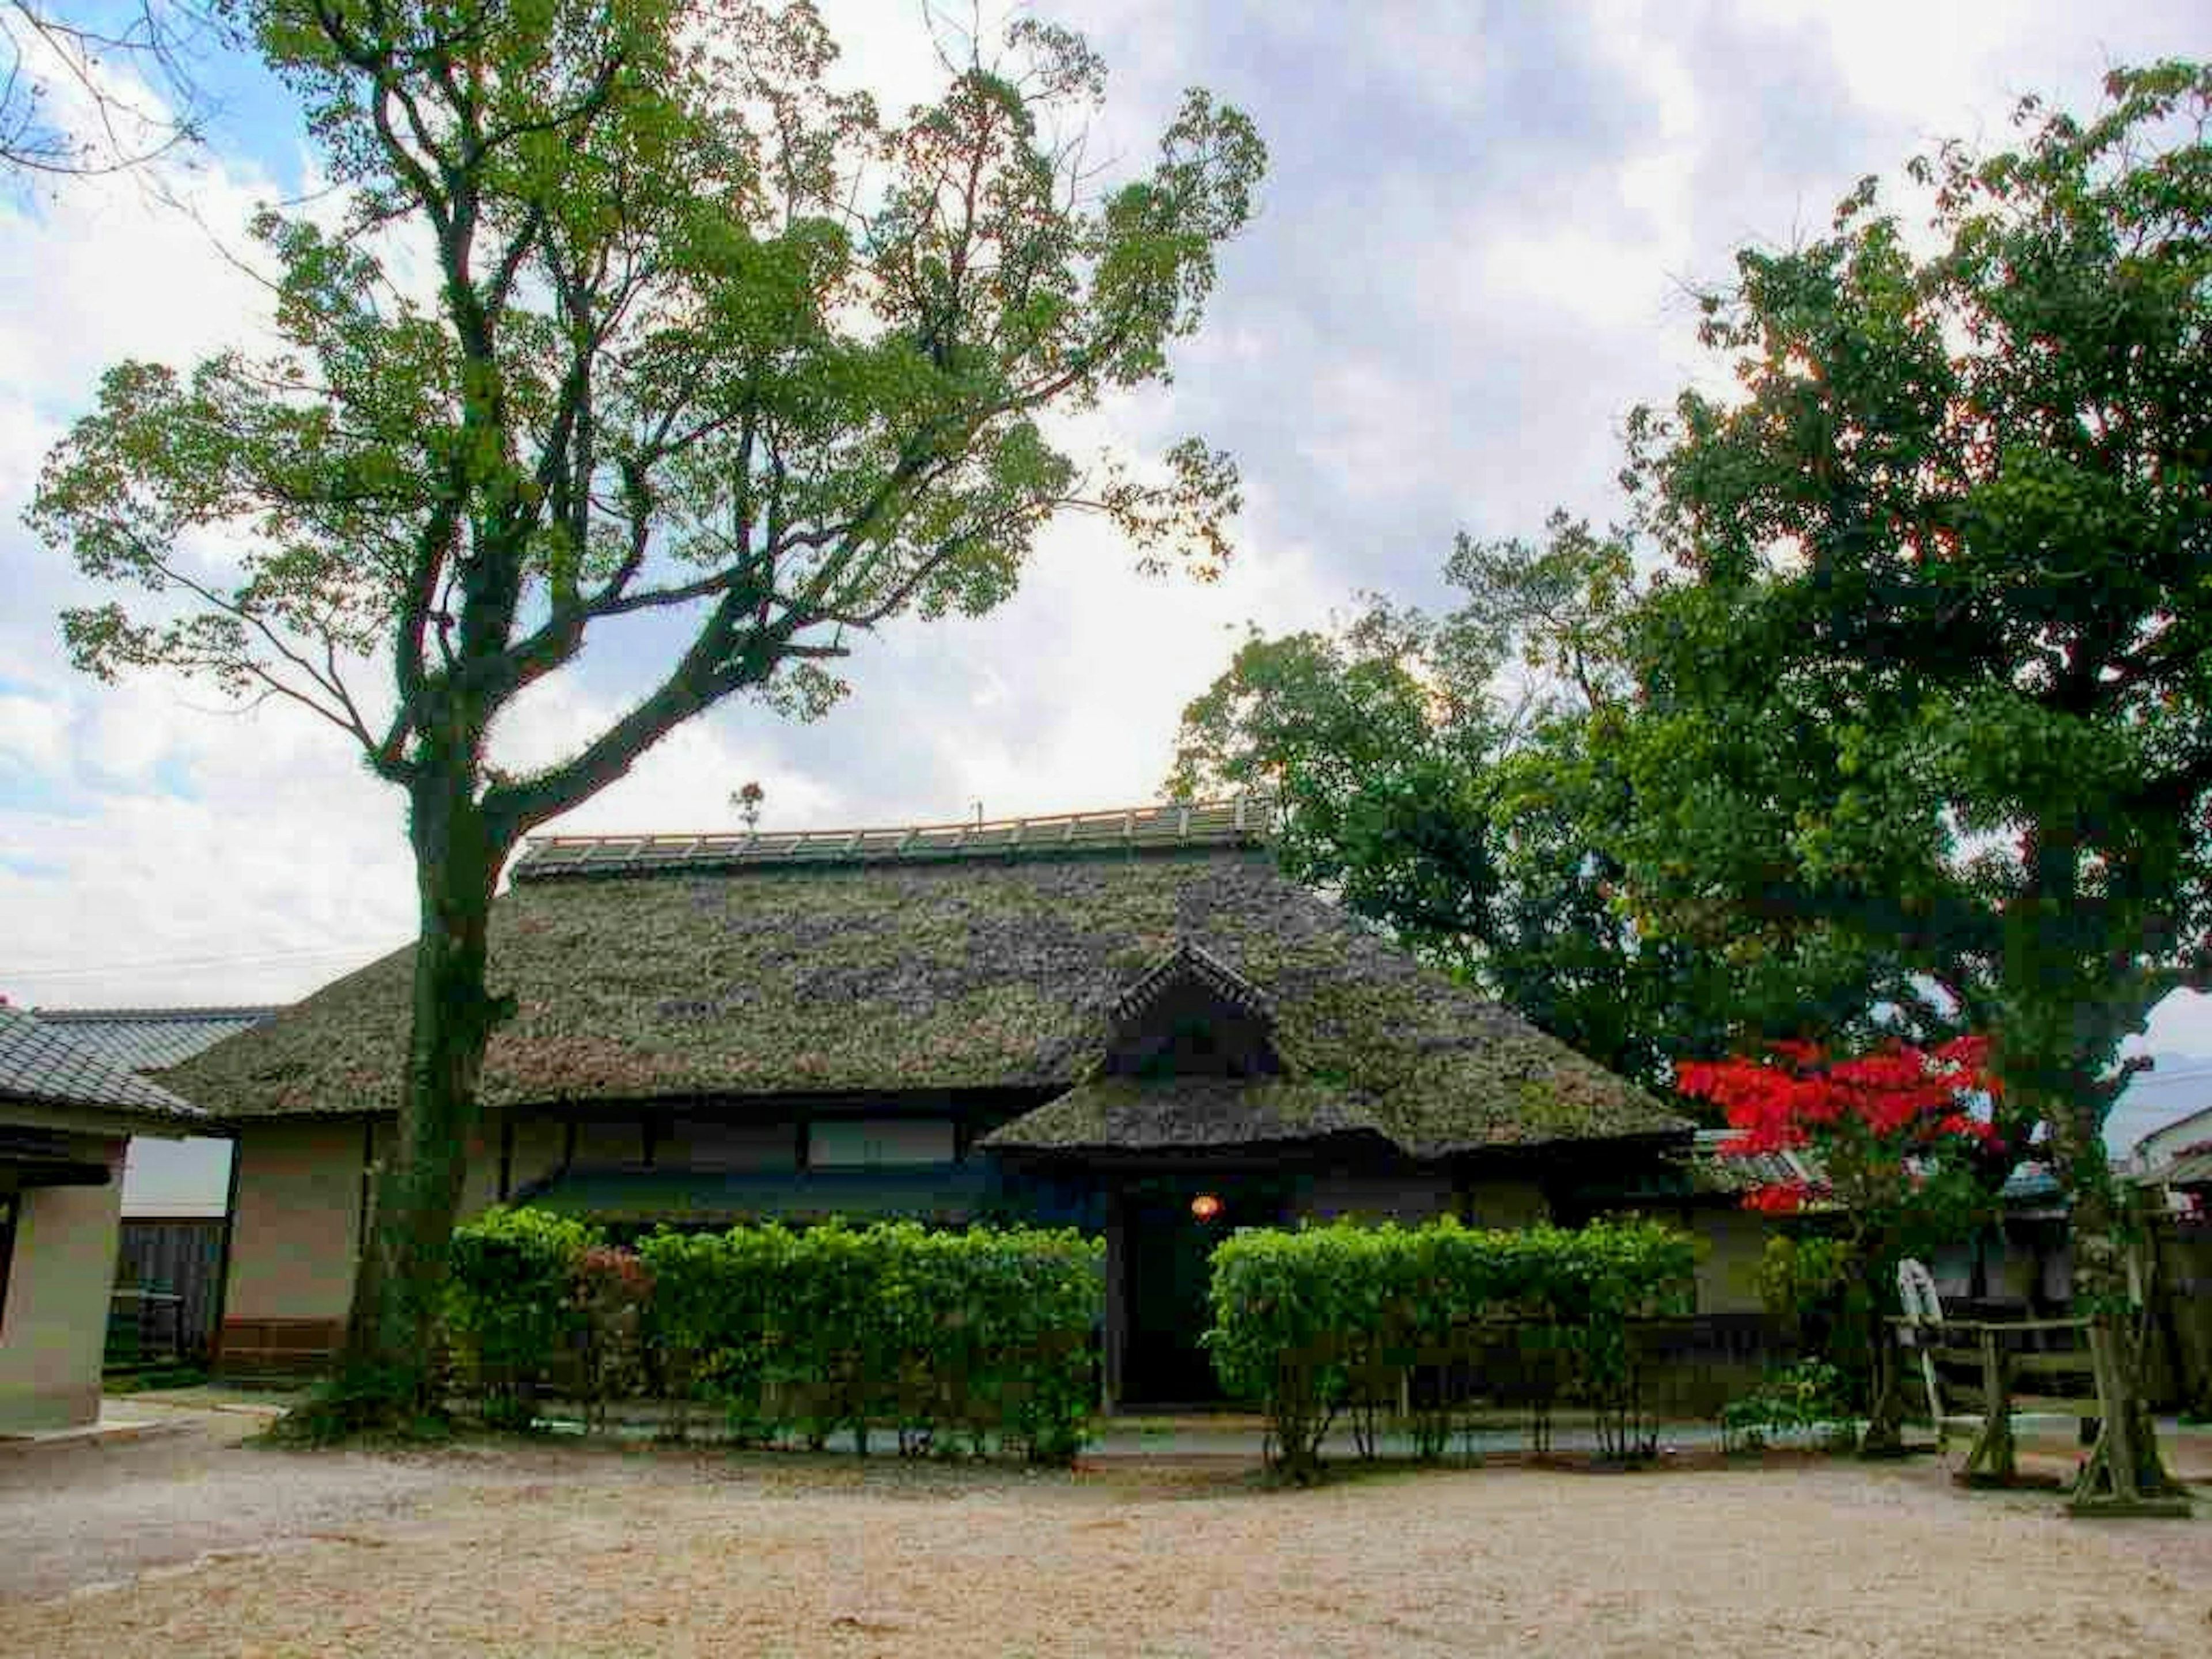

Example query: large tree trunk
[2040,1097,2188,1513]
[320,767,510,1429]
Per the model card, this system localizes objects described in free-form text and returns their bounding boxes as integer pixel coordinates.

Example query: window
[666,1119,798,1171]
[806,1118,957,1169]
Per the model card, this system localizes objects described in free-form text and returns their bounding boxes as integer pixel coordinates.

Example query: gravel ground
[3,1410,2209,1657]
[0,1406,524,1602]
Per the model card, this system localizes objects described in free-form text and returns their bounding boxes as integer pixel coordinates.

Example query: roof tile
[29,1007,276,1073]
[0,1006,206,1122]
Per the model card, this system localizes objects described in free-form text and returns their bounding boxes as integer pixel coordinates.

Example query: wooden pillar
[1102,1184,1126,1415]
[356,1118,377,1256]
[207,1128,245,1369]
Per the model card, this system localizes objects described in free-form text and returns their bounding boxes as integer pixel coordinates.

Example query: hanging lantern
[1190,1192,1224,1222]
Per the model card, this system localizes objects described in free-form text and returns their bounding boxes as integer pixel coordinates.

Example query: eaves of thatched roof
[984,1074,1389,1154]
[161,802,1687,1156]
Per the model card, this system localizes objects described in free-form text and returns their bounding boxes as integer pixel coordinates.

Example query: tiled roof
[1686,1130,1824,1195]
[1568,1128,1824,1205]
[1998,1162,2065,1208]
[31,1007,276,1073]
[0,1005,206,1123]
[510,797,1272,881]
[2152,1146,2212,1189]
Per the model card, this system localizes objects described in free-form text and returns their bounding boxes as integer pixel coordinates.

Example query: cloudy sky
[5,0,2210,1138]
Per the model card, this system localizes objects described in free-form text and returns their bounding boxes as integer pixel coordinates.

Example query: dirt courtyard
[4,1411,2210,1658]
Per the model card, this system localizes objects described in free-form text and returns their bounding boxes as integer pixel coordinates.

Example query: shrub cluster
[442,1210,1104,1463]
[1205,1217,1700,1479]
[444,1207,604,1431]
[1719,1357,1855,1453]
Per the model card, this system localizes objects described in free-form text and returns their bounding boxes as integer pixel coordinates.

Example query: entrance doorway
[1118,1179,1283,1407]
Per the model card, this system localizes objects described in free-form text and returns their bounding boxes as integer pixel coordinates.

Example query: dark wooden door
[1120,1181,1281,1407]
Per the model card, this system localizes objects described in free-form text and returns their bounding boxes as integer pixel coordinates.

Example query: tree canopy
[1616,60,2208,1504]
[1618,61,2210,1169]
[1168,516,1918,1093]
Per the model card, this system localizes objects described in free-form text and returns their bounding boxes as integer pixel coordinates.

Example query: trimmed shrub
[1204,1225,1368,1478]
[454,1215,1105,1463]
[445,1206,603,1427]
[1206,1217,1701,1479]
[1559,1218,1702,1461]
[571,1244,655,1430]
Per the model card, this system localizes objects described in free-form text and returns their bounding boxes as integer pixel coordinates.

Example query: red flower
[1681,1033,2005,1216]
[1744,1180,1816,1214]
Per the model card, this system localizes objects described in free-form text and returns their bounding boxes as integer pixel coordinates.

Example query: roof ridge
[32,1006,282,1021]
[512,794,1276,881]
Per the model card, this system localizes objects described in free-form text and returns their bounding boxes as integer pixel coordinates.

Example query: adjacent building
[26,1007,273,1364]
[0,1005,204,1431]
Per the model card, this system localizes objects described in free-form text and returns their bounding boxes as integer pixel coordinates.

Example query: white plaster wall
[0,1135,127,1432]
[224,1119,365,1323]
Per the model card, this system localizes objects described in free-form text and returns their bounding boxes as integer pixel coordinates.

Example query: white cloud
[0,692,66,773]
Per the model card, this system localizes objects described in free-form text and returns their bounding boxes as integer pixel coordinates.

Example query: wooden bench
[1893,1316,2094,1483]
[1892,1313,2191,1516]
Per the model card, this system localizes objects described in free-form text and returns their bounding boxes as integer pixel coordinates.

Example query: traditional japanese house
[166,798,1696,1403]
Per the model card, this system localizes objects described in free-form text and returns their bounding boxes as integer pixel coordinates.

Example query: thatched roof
[985,1075,1385,1153]
[162,804,1686,1157]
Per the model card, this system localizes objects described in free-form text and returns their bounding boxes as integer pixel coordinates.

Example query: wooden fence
[109,1218,226,1367]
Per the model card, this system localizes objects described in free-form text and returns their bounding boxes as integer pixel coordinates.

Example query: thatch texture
[164,840,1686,1156]
[984,1075,1385,1153]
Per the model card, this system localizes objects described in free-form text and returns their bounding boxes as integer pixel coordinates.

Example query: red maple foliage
[1676,1036,2005,1214]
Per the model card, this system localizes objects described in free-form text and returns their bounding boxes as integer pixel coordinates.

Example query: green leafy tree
[1168,517,1915,1090]
[29,0,1263,1428]
[1616,62,2208,1507]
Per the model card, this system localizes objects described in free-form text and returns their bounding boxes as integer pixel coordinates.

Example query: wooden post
[1958,1325,2017,1487]
[1101,1186,1125,1416]
[2068,1317,2192,1517]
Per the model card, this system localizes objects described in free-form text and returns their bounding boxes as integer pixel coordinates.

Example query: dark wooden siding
[112,1218,226,1363]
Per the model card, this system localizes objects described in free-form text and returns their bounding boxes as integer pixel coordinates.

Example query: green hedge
[444,1206,603,1430]
[444,1211,1103,1463]
[1206,1217,1700,1478]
